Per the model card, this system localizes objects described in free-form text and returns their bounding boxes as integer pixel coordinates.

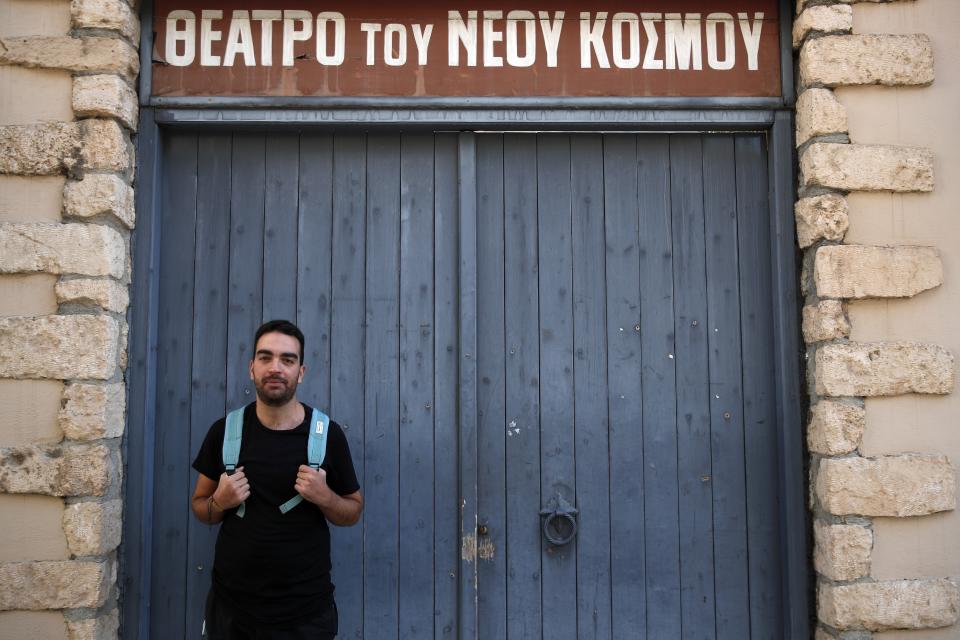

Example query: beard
[254,375,298,406]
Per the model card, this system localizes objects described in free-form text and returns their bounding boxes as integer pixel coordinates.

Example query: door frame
[122,1,806,638]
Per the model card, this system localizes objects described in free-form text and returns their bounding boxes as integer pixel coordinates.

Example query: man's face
[249,332,305,407]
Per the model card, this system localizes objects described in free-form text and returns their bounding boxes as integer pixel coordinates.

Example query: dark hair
[254,319,305,364]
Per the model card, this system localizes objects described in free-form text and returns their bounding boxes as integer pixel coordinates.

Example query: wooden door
[472,133,784,639]
[149,130,785,639]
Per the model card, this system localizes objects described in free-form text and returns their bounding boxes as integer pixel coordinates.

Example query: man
[191,319,363,639]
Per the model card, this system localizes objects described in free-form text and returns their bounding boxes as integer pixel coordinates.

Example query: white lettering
[665,12,702,70]
[252,10,280,66]
[282,10,312,67]
[738,12,763,71]
[448,11,478,66]
[316,12,345,65]
[223,11,255,67]
[360,22,381,65]
[641,13,663,70]
[412,24,433,65]
[611,13,640,69]
[483,10,504,67]
[506,10,535,67]
[706,13,735,70]
[538,11,564,68]
[200,9,222,67]
[384,23,407,66]
[580,12,609,69]
[165,10,195,66]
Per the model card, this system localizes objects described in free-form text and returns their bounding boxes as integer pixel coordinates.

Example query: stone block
[814,521,871,581]
[72,75,138,131]
[795,194,849,249]
[801,143,934,193]
[796,89,848,147]
[0,560,111,610]
[0,223,125,277]
[807,399,865,456]
[59,383,125,441]
[793,5,853,49]
[71,0,139,42]
[800,35,934,88]
[0,443,111,497]
[819,579,960,631]
[79,119,131,174]
[0,315,120,380]
[803,300,850,344]
[816,341,954,397]
[817,454,956,517]
[0,123,80,176]
[0,36,138,80]
[56,278,129,314]
[62,499,121,556]
[66,609,119,640]
[63,174,134,229]
[815,245,942,299]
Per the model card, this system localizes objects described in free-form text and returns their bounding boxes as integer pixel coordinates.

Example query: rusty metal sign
[152,1,781,98]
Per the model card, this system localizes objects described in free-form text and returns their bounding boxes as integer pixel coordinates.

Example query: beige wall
[839,0,960,597]
[821,1,960,638]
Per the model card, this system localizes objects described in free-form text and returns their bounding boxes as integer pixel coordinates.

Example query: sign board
[152,1,781,98]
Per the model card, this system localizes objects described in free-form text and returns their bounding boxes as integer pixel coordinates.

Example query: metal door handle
[540,495,578,546]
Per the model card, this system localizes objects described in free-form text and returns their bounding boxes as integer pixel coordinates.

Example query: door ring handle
[540,495,578,546]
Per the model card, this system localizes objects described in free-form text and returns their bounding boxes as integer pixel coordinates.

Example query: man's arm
[190,468,250,524]
[294,466,364,526]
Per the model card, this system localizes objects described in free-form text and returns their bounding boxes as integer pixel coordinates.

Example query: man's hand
[214,467,250,509]
[295,465,363,526]
[294,465,334,508]
[191,468,249,525]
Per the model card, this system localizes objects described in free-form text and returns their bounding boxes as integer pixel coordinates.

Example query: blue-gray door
[148,130,785,638]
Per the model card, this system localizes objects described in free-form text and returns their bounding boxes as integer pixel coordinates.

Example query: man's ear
[298,365,305,384]
[249,360,255,380]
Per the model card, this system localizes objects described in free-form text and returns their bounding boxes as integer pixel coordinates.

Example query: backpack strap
[222,408,246,518]
[278,408,329,514]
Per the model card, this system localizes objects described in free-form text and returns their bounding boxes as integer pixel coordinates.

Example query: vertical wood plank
[329,134,367,639]
[475,133,507,640]
[702,135,750,638]
[296,134,334,409]
[433,133,460,640]
[736,133,783,638]
[151,132,197,639]
[602,134,646,638]
[536,133,577,640]
[398,133,436,639]
[670,135,716,639]
[570,134,612,640]
[502,134,541,640]
[186,133,231,634]
[636,134,681,636]
[226,134,265,408]
[363,133,402,640]
[262,134,300,321]
[457,132,480,640]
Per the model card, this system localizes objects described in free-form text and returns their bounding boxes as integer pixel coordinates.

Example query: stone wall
[0,0,137,637]
[796,0,960,637]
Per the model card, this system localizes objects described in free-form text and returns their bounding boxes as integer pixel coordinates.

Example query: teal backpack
[222,406,329,518]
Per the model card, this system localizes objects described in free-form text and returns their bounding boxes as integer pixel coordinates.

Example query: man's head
[249,320,306,407]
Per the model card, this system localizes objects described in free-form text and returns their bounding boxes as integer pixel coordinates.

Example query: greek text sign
[152,1,781,98]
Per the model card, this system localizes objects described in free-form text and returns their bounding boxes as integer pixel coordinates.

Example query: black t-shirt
[192,402,360,626]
